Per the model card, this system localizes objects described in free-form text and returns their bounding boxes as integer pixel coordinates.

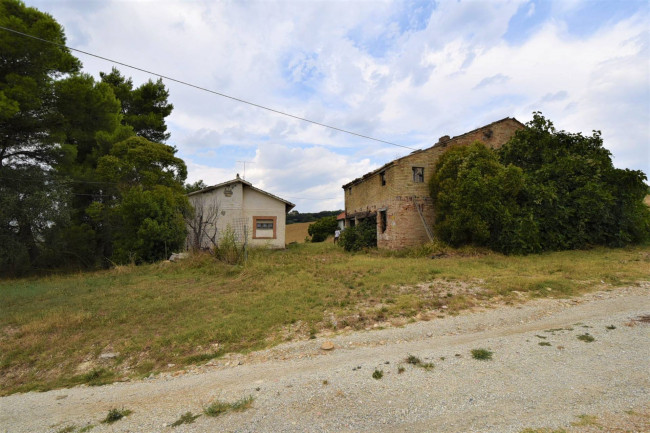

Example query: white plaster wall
[187,182,288,250]
[242,187,287,248]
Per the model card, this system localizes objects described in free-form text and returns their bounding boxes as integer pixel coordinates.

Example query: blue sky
[27,0,650,212]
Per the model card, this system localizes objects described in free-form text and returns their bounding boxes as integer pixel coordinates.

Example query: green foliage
[0,0,80,275]
[0,2,183,275]
[215,225,245,265]
[112,185,189,264]
[101,408,132,424]
[339,219,377,251]
[184,179,207,193]
[171,412,201,427]
[429,142,537,253]
[307,215,338,242]
[100,67,173,143]
[577,333,595,343]
[287,210,342,224]
[372,369,383,379]
[471,348,493,360]
[429,113,650,254]
[204,396,254,417]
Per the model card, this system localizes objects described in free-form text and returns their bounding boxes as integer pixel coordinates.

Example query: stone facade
[342,117,525,249]
[187,176,295,250]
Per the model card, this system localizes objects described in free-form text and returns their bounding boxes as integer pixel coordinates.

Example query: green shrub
[215,225,244,265]
[307,215,339,242]
[339,219,377,251]
[471,348,493,360]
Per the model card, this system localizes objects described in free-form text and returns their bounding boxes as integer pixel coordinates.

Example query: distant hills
[287,210,342,224]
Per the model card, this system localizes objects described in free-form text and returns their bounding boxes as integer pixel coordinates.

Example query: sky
[25,0,650,212]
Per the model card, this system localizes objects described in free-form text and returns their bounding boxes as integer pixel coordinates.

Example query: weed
[203,401,231,417]
[322,380,329,385]
[56,426,76,433]
[372,369,383,379]
[471,348,493,360]
[204,396,254,417]
[538,342,551,346]
[571,414,600,427]
[404,354,434,370]
[406,354,421,365]
[577,334,595,343]
[535,335,547,339]
[171,412,201,427]
[79,368,115,387]
[102,408,132,424]
[606,325,616,330]
[397,366,405,374]
[78,426,94,433]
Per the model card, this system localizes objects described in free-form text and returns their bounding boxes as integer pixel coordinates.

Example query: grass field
[1,242,649,395]
[285,222,312,243]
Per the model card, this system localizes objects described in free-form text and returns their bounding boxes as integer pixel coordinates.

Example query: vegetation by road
[1,242,648,395]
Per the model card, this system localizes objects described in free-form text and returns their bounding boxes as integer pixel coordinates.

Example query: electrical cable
[0,25,418,152]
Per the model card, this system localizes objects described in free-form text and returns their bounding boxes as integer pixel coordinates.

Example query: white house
[186,175,295,250]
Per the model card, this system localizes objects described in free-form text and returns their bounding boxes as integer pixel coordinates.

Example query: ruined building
[342,117,525,249]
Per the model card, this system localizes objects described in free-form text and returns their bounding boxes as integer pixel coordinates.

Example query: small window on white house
[412,167,424,183]
[256,220,274,229]
[253,216,277,239]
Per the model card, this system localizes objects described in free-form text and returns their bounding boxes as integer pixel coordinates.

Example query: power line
[0,25,418,152]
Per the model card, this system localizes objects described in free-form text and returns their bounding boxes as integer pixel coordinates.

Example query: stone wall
[343,117,524,249]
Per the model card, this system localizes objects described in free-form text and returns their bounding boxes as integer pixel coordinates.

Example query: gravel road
[1,284,649,433]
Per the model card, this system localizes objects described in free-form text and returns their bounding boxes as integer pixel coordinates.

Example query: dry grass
[1,242,649,395]
[285,222,313,244]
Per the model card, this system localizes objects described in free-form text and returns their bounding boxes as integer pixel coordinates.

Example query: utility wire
[0,25,418,152]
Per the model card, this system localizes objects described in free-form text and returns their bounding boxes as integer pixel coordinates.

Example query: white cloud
[25,0,650,212]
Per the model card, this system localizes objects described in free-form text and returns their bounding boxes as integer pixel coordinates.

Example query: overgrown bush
[339,219,377,251]
[429,112,650,254]
[215,225,244,265]
[307,215,338,242]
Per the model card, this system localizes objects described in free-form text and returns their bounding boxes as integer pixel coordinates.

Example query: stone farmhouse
[186,175,295,250]
[342,117,525,249]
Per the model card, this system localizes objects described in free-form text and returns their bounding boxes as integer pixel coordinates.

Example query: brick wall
[344,118,524,249]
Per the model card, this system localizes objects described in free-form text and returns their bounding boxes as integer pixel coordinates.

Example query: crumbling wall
[343,118,524,249]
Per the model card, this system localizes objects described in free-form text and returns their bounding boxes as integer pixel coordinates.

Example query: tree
[429,142,538,253]
[100,67,173,143]
[185,179,207,193]
[307,215,338,242]
[0,0,80,274]
[95,136,190,263]
[429,113,650,254]
[185,195,220,251]
[500,113,650,249]
[112,185,188,263]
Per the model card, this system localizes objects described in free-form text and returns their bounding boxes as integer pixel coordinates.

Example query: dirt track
[1,285,649,433]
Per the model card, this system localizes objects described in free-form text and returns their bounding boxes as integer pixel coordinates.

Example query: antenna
[237,161,255,179]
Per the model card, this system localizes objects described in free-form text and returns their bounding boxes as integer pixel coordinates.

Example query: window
[256,220,274,229]
[379,210,387,233]
[253,216,277,239]
[412,167,424,183]
[380,171,386,186]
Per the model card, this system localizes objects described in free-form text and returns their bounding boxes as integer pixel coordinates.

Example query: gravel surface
[1,284,649,433]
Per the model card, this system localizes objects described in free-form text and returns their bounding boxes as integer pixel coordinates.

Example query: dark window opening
[380,171,386,186]
[379,210,387,233]
[412,167,424,183]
